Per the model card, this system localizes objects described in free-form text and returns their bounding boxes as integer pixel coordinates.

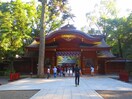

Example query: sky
[68,0,132,29]
[2,0,132,30]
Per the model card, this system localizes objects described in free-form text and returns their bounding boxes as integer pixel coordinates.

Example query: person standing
[72,64,75,76]
[53,66,57,78]
[57,66,60,76]
[90,66,94,76]
[74,64,82,87]
[59,66,63,77]
[47,67,50,79]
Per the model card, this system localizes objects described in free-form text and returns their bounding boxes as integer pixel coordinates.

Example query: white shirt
[47,68,50,73]
[91,67,94,72]
[53,67,57,73]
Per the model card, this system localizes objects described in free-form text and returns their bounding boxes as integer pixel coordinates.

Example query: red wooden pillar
[52,56,55,66]
[53,51,56,67]
[94,54,98,74]
[81,50,86,74]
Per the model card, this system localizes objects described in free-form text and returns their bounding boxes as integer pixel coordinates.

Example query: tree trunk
[37,0,46,77]
[118,37,123,58]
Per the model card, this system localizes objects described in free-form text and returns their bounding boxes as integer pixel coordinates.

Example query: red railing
[10,73,20,81]
[119,71,129,82]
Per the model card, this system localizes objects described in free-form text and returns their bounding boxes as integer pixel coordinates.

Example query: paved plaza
[0,75,132,99]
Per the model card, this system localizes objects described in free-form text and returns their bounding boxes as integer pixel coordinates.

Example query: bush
[4,69,15,76]
[0,71,5,76]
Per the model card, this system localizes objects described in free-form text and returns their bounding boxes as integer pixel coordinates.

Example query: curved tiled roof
[26,40,39,48]
[45,24,101,42]
[29,24,111,50]
[97,50,115,58]
[94,39,110,48]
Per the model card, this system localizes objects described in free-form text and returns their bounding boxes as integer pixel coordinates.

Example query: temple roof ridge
[45,24,101,41]
[97,50,115,58]
[60,24,76,30]
[95,38,110,47]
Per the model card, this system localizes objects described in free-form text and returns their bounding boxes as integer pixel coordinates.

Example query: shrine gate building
[21,24,117,75]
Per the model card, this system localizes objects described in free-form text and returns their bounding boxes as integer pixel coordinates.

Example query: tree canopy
[0,0,71,62]
[82,0,132,59]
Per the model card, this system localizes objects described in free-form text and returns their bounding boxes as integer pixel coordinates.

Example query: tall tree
[37,0,46,77]
[37,0,71,77]
[36,0,71,34]
[0,0,38,71]
[123,13,132,59]
[81,0,128,58]
[0,0,71,75]
[101,14,132,58]
[82,0,118,37]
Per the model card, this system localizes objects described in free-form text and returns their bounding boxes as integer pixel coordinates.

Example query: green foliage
[82,0,118,35]
[0,71,5,76]
[0,0,38,61]
[4,68,15,76]
[106,15,132,59]
[82,0,132,59]
[36,0,71,34]
[0,0,71,60]
[0,0,72,71]
[0,0,71,76]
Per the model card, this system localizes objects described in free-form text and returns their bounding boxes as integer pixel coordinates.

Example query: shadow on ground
[0,90,39,99]
[96,90,132,99]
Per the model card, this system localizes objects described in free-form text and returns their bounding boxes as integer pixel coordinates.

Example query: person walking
[47,67,50,79]
[74,64,82,87]
[90,66,94,76]
[72,64,75,76]
[53,66,57,78]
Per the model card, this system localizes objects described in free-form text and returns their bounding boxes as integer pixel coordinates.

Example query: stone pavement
[0,75,132,99]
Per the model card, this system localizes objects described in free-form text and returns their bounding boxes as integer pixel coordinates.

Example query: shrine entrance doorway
[56,51,81,65]
[56,51,81,76]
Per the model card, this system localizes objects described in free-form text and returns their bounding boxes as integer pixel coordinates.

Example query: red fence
[119,71,129,82]
[10,73,20,81]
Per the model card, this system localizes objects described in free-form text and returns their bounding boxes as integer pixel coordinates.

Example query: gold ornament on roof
[61,34,76,41]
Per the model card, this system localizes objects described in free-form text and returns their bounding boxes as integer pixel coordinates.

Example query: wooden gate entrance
[25,24,115,74]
